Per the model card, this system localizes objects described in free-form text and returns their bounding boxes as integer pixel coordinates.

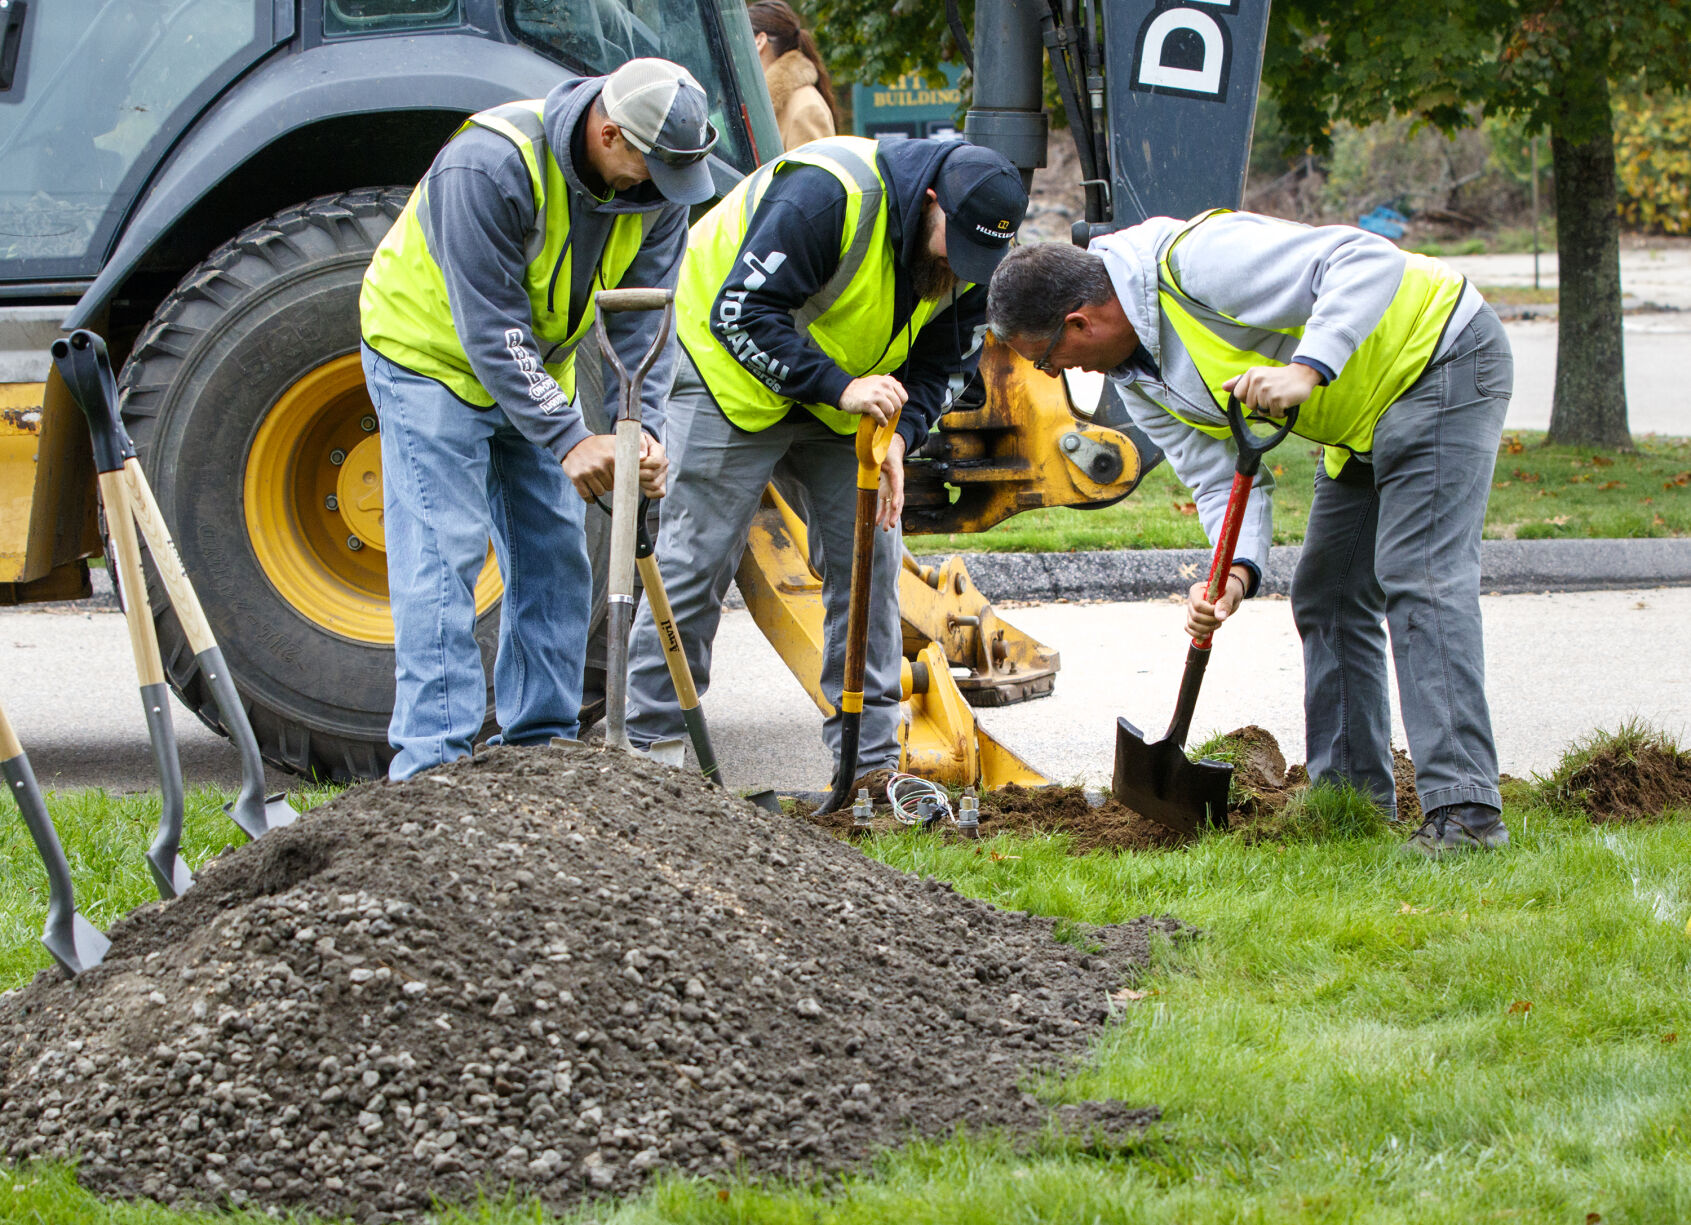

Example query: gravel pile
[0,744,1172,1221]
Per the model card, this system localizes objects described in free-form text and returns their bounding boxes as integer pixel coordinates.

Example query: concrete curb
[916,537,1691,604]
[60,537,1691,615]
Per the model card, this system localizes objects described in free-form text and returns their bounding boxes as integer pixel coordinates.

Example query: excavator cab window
[506,0,758,173]
[324,0,461,37]
[0,0,273,280]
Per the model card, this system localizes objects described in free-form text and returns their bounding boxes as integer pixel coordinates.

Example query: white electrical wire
[886,772,954,827]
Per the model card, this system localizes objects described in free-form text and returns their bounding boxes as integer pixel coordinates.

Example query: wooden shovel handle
[120,459,217,656]
[0,697,21,760]
[99,470,167,687]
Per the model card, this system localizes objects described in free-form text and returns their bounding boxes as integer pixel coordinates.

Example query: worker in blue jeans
[359,59,717,779]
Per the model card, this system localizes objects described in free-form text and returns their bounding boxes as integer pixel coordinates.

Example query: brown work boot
[1405,802,1509,856]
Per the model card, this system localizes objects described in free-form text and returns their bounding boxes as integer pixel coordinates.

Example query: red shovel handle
[1194,395,1301,649]
[1195,468,1253,651]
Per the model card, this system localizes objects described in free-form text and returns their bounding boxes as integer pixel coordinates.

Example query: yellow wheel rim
[244,355,501,644]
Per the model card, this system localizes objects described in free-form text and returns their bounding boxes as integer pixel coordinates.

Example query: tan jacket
[764,49,835,150]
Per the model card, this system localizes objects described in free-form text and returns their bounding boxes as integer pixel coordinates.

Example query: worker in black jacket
[624,136,1027,777]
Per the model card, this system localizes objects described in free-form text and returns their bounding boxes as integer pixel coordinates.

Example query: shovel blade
[43,911,110,976]
[645,738,687,768]
[1111,717,1233,838]
[146,849,194,900]
[224,791,299,841]
[743,790,784,814]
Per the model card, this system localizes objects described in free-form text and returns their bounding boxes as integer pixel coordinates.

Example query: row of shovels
[4,330,298,976]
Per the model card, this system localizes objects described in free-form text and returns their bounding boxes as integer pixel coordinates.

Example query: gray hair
[986,242,1115,341]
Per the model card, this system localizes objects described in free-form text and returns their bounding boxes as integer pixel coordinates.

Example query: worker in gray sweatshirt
[986,209,1514,855]
[360,59,717,780]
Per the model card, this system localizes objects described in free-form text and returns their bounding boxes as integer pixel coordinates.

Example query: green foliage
[800,1,965,95]
[1265,1,1691,151]
[1613,87,1691,234]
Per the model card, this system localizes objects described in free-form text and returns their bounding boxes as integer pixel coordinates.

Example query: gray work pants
[1292,305,1512,817]
[625,354,904,772]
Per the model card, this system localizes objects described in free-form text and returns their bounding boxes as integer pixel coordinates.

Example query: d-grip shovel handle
[1163,397,1298,747]
[51,329,132,473]
[593,288,675,425]
[1195,397,1300,644]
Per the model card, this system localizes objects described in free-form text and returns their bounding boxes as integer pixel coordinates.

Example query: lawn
[5,750,1691,1225]
[907,429,1691,555]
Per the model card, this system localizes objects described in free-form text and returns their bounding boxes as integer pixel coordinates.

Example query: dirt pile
[0,745,1173,1222]
[1549,738,1691,822]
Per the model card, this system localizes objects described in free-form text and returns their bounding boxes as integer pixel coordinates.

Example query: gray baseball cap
[601,58,720,205]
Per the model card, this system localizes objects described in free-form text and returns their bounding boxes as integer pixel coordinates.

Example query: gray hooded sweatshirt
[1094,211,1479,586]
[411,76,689,460]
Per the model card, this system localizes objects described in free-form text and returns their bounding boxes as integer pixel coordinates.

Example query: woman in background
[748,0,838,149]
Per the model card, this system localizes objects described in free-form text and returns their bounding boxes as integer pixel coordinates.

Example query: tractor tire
[118,188,500,782]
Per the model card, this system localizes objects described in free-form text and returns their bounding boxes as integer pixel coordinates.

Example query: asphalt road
[7,586,1690,796]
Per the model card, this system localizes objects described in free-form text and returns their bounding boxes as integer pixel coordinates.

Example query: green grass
[908,429,1691,554]
[1411,227,1553,258]
[7,740,1691,1224]
[1475,283,1559,307]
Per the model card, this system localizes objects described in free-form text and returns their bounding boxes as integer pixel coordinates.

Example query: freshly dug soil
[0,745,1173,1222]
[1552,740,1691,823]
[800,728,1431,851]
[1392,751,1424,826]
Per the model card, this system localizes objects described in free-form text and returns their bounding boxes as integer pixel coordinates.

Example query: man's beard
[912,207,959,302]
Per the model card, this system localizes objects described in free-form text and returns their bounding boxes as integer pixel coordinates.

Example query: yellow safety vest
[676,136,959,434]
[1155,209,1467,477]
[361,100,651,407]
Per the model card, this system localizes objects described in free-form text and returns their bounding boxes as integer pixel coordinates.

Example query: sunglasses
[625,121,721,167]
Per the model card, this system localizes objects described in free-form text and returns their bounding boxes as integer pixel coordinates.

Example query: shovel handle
[51,329,131,474]
[817,415,896,815]
[1161,398,1298,746]
[592,289,674,425]
[1195,396,1300,648]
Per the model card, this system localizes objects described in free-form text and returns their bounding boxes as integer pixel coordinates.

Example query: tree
[1263,1,1691,449]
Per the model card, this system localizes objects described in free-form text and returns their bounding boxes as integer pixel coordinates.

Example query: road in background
[8,587,1690,796]
[1444,246,1689,436]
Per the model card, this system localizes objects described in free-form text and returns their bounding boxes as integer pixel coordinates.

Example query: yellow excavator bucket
[734,339,1151,793]
[736,486,1049,790]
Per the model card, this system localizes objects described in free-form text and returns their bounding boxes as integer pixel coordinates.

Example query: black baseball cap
[933,143,1028,284]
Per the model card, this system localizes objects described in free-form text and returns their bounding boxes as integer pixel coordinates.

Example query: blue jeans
[362,344,590,780]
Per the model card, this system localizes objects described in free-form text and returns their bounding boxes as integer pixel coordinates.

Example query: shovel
[815,409,902,815]
[633,512,726,786]
[0,700,110,975]
[587,287,674,754]
[1112,396,1297,836]
[52,329,298,853]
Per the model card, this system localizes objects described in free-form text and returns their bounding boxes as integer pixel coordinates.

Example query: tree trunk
[1545,66,1631,449]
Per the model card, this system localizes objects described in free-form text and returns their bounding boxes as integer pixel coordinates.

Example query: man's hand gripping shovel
[1111,396,1297,837]
[50,329,299,905]
[814,410,902,816]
